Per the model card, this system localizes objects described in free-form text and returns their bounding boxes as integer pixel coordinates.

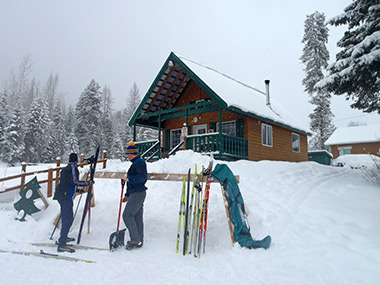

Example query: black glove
[76,188,85,194]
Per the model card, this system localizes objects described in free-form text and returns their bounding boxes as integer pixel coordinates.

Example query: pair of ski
[176,161,213,257]
[0,249,95,263]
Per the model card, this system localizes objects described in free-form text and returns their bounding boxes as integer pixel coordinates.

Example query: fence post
[55,157,61,190]
[47,169,53,197]
[103,151,107,169]
[20,163,26,192]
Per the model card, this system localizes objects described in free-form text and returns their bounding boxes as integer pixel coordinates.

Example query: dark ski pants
[58,199,74,248]
[123,191,146,243]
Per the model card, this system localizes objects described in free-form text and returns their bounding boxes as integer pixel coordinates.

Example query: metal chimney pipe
[265,79,270,105]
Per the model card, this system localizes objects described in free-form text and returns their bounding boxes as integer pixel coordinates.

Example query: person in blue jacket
[122,142,148,250]
[53,153,90,253]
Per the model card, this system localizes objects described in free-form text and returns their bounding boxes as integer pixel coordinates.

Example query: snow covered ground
[1,151,380,284]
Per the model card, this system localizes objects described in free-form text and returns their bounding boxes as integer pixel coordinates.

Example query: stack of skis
[176,161,213,258]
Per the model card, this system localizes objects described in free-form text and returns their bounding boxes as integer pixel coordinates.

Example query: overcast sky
[1,0,379,128]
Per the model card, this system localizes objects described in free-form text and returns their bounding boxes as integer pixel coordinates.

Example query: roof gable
[130,52,309,135]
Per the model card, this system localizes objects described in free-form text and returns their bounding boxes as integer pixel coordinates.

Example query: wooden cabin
[129,52,310,162]
[325,124,380,159]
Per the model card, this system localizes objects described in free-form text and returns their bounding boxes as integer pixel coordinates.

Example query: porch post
[158,114,162,159]
[185,109,189,149]
[133,123,136,142]
[219,108,223,159]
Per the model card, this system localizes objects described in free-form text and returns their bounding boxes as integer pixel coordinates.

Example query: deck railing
[135,140,161,162]
[135,133,248,161]
[187,133,248,160]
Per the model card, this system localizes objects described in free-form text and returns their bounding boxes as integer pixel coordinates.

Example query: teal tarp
[212,164,271,249]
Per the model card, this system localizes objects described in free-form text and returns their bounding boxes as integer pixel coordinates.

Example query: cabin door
[193,124,207,135]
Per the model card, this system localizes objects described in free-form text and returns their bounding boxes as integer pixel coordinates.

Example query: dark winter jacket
[125,155,148,197]
[53,162,89,201]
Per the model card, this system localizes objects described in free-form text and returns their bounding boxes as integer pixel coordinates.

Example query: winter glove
[76,188,85,194]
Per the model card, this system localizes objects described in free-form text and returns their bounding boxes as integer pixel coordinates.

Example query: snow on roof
[174,52,310,134]
[325,124,380,145]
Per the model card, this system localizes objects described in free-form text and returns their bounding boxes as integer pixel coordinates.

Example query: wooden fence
[0,152,108,198]
[0,150,241,199]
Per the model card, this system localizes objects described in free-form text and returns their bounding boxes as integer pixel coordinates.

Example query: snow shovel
[109,179,126,250]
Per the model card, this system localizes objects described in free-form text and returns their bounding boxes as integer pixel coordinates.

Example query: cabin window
[170,129,183,149]
[216,121,236,136]
[338,146,352,156]
[292,133,300,152]
[262,124,273,147]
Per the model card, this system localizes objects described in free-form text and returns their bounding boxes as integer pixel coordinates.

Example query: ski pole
[73,192,83,222]
[50,214,62,240]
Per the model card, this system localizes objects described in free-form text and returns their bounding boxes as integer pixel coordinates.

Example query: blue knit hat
[126,141,138,155]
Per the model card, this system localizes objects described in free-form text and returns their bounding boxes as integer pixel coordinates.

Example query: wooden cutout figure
[14,176,42,221]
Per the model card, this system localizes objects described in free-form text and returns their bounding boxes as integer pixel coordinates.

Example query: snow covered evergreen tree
[111,134,125,161]
[320,0,380,113]
[43,72,60,120]
[101,85,114,157]
[301,11,335,150]
[63,129,80,162]
[0,92,9,156]
[124,82,157,142]
[2,98,25,164]
[24,96,51,163]
[75,79,103,156]
[42,99,66,162]
[64,105,76,135]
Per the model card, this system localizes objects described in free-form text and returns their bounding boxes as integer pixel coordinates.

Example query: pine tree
[2,98,25,164]
[75,79,103,156]
[101,85,115,156]
[24,96,51,163]
[301,11,335,150]
[126,82,149,142]
[321,0,380,113]
[43,72,60,120]
[0,92,9,156]
[111,134,125,161]
[63,129,80,162]
[42,100,66,162]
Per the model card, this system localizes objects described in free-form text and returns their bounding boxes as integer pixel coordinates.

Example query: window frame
[170,128,183,149]
[292,133,301,153]
[216,120,236,136]
[262,123,273,147]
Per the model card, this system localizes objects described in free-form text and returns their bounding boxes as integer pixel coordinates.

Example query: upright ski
[197,161,213,257]
[175,176,186,253]
[77,145,100,244]
[183,168,191,255]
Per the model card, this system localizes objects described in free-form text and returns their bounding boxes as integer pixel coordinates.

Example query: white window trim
[292,133,300,153]
[262,123,273,147]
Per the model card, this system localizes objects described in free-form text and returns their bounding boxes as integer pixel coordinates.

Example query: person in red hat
[122,142,148,250]
[53,153,90,253]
